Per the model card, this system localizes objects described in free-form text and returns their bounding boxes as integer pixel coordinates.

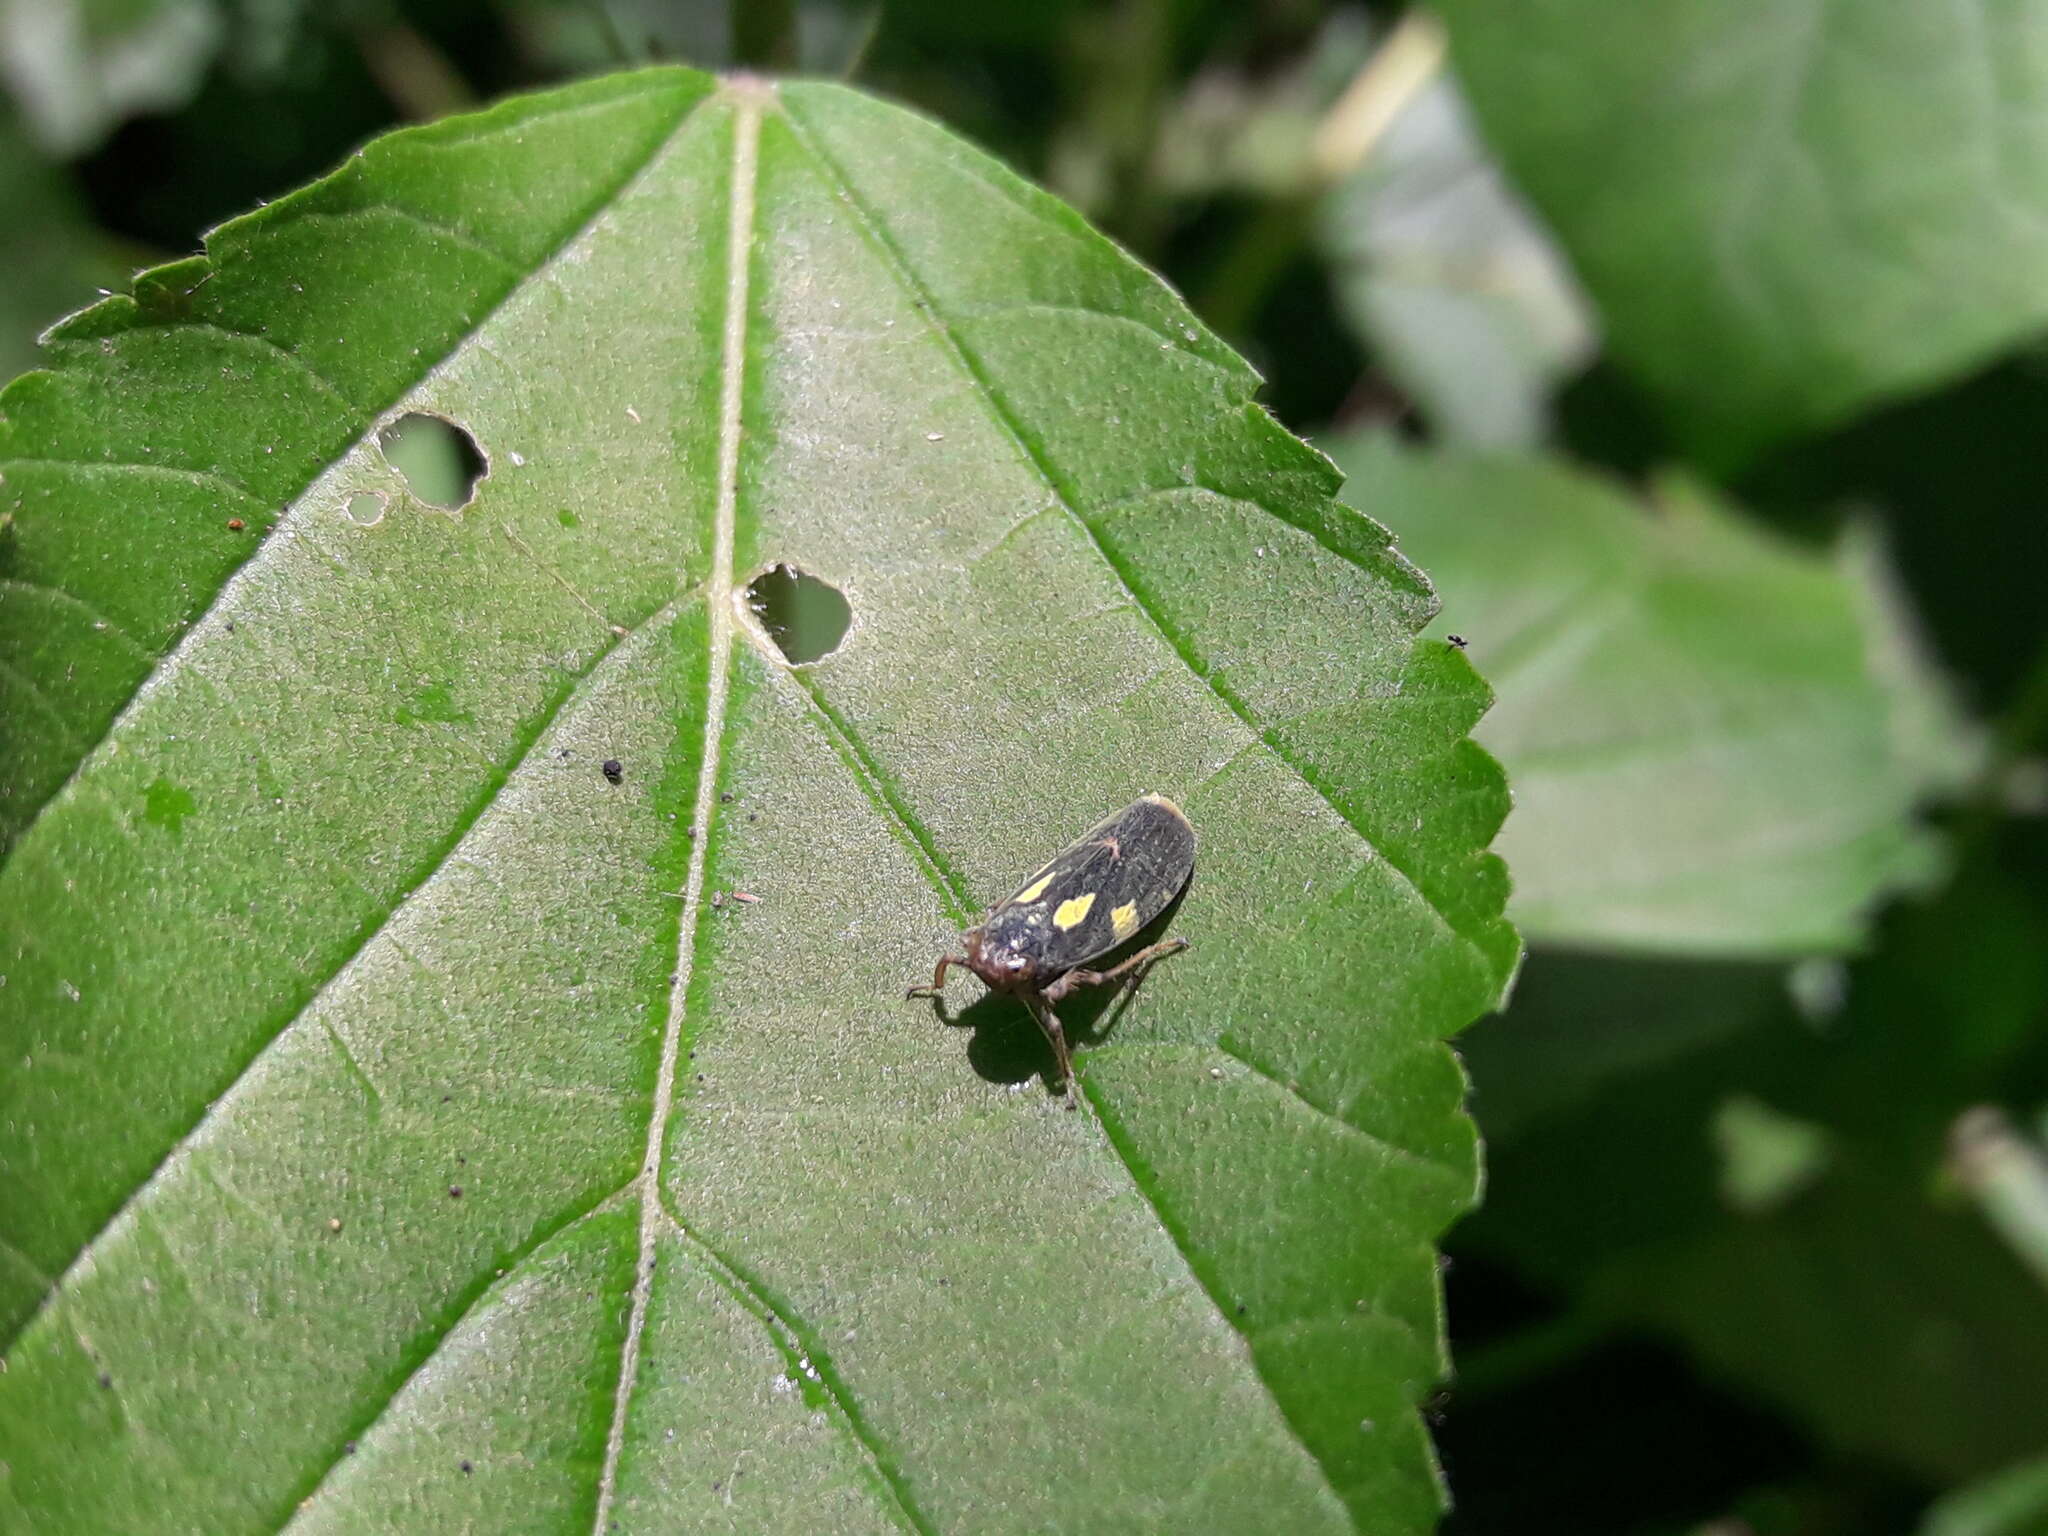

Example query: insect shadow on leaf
[937,878,1192,1099]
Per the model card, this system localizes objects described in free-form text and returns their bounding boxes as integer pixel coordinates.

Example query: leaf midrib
[589,81,757,1530]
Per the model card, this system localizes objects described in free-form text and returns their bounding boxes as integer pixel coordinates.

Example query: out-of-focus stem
[1950,1105,2048,1292]
[1312,9,1449,187]
[356,22,476,122]
[1196,10,1448,338]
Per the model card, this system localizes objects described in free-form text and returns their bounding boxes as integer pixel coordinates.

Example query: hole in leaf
[344,492,387,527]
[377,413,485,509]
[746,563,851,664]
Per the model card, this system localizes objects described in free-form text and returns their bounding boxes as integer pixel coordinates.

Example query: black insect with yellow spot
[909,794,1194,1104]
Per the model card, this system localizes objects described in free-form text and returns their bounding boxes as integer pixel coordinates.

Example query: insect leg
[1024,994,1079,1108]
[1040,938,1190,1002]
[906,954,969,1000]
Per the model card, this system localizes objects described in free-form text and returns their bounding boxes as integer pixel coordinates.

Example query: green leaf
[1327,431,1972,956]
[0,67,1514,1531]
[1436,0,2048,467]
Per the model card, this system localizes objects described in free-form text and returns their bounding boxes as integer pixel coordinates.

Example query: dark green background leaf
[1459,849,2048,1488]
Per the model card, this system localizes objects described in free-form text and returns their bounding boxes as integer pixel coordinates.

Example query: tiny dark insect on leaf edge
[909,794,1195,1106]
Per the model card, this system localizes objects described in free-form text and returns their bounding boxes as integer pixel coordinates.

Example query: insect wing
[985,795,1194,975]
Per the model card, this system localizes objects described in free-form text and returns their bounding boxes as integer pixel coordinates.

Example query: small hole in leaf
[746,563,851,664]
[378,413,485,509]
[344,492,386,527]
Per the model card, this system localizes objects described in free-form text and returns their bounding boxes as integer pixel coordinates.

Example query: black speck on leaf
[602,759,624,784]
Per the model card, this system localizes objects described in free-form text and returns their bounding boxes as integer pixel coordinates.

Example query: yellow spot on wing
[1013,873,1054,904]
[1111,902,1139,940]
[1053,892,1097,931]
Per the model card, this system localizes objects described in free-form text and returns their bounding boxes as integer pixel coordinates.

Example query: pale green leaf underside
[0,71,1511,1532]
[1330,432,1966,956]
[0,0,221,153]
[1319,71,1594,451]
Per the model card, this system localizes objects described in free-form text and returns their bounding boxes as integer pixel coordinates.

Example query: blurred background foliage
[3,3,2044,1532]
